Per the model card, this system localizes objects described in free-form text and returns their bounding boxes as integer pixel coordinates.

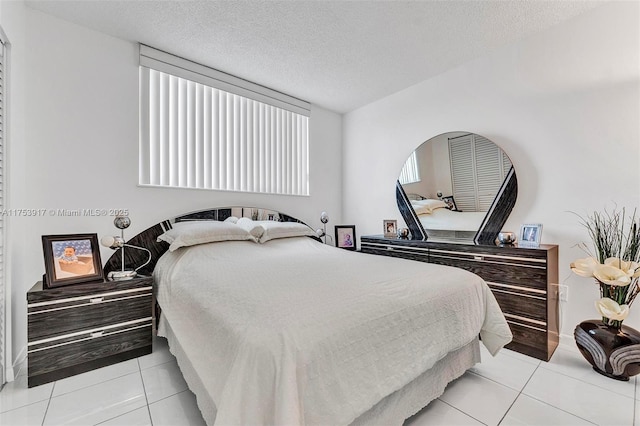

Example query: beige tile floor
[0,337,636,425]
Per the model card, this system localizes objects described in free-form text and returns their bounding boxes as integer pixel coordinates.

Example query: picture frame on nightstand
[335,225,357,251]
[42,233,104,288]
[442,196,459,211]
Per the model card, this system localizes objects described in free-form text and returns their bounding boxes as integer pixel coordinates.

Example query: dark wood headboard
[103,207,309,276]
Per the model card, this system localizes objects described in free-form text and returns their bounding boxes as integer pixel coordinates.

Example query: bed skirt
[158,314,480,426]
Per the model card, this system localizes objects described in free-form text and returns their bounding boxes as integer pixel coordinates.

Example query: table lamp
[101,215,151,280]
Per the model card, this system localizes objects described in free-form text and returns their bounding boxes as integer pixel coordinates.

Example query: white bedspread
[154,237,511,426]
[419,208,487,231]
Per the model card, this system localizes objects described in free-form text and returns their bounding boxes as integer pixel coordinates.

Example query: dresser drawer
[428,250,548,290]
[505,319,550,361]
[28,320,152,381]
[361,236,558,361]
[361,242,430,263]
[28,288,152,340]
[488,283,547,323]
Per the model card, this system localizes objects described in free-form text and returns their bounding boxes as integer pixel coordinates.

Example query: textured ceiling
[25,0,605,113]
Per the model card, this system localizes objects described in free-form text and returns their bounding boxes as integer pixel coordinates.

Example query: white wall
[0,0,29,381]
[344,1,640,339]
[4,5,343,368]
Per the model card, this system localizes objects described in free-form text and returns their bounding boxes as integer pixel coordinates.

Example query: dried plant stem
[577,208,640,327]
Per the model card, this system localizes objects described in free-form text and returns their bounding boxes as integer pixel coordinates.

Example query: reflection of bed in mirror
[408,197,486,240]
[398,132,517,243]
[105,207,512,425]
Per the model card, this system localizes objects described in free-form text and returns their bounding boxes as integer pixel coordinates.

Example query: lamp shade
[100,235,125,249]
[320,211,329,224]
[114,216,131,230]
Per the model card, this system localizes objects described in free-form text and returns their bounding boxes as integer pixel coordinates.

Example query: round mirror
[396,131,517,243]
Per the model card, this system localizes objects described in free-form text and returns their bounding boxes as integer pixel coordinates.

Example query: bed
[106,207,512,425]
[409,198,486,232]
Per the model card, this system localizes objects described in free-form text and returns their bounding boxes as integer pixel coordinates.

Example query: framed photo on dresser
[42,233,104,288]
[519,224,543,248]
[383,220,397,238]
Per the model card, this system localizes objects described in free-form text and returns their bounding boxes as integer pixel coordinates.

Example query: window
[399,151,420,185]
[139,46,310,196]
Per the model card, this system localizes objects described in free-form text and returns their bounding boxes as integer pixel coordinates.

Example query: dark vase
[574,320,640,381]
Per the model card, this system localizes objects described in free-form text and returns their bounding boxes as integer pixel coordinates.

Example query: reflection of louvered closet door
[449,134,511,212]
[0,33,5,386]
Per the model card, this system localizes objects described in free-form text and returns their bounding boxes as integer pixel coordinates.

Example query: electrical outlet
[559,285,569,302]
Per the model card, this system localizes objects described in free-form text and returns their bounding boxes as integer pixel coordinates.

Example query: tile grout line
[536,363,637,399]
[51,365,141,398]
[518,393,599,425]
[436,397,489,425]
[41,379,55,426]
[634,377,637,426]
[94,359,157,426]
[515,365,599,426]
[495,362,540,426]
[147,389,193,408]
[138,358,154,425]
[91,360,149,426]
[467,369,526,393]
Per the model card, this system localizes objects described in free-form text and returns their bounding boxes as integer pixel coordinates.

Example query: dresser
[360,235,559,361]
[27,276,153,387]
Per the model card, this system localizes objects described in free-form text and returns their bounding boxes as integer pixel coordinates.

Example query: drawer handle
[89,297,104,304]
[474,256,483,260]
[386,247,394,251]
[90,331,104,338]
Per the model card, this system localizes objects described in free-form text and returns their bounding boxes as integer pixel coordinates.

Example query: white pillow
[224,216,239,223]
[411,199,447,215]
[157,221,255,251]
[236,217,265,239]
[256,221,317,243]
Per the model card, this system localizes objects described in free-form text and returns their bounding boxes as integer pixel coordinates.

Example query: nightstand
[27,276,153,387]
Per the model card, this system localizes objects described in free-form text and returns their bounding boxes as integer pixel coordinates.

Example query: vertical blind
[399,151,420,185]
[139,46,310,196]
[0,33,5,386]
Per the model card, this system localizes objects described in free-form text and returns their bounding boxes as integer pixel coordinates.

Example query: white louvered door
[0,33,6,386]
[449,134,511,212]
[448,134,476,211]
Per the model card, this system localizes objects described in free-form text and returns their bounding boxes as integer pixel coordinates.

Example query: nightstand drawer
[28,320,152,387]
[28,288,152,340]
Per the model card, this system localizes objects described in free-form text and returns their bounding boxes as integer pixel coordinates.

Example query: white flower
[593,264,632,286]
[604,257,640,278]
[595,297,630,321]
[570,257,599,278]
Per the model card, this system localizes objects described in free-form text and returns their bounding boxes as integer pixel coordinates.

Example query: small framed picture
[383,220,397,238]
[519,224,543,248]
[42,234,104,288]
[442,196,458,211]
[335,225,357,251]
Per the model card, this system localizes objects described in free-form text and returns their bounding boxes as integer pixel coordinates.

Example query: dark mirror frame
[396,139,518,245]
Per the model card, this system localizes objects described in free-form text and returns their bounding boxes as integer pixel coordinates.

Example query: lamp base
[107,270,137,281]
